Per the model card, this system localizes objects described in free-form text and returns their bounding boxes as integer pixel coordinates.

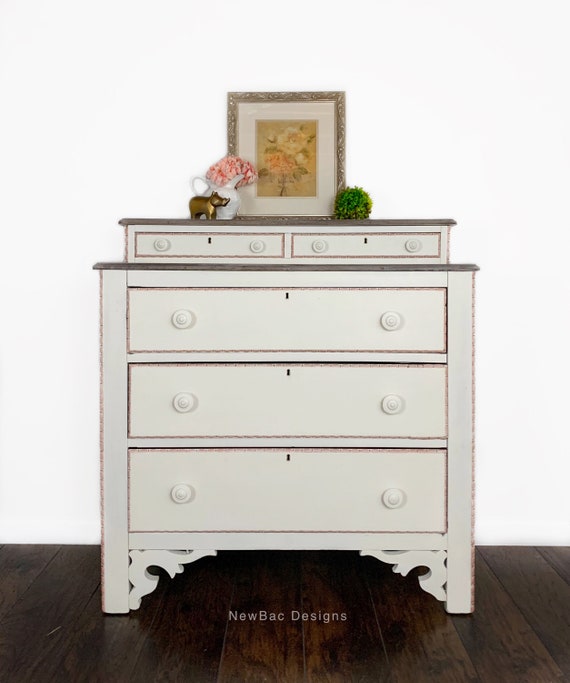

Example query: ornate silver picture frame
[228,91,345,216]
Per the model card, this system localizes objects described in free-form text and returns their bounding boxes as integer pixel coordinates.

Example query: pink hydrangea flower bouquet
[191,155,257,219]
[206,155,258,189]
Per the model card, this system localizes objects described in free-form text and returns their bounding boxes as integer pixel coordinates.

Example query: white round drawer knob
[380,311,403,331]
[171,484,194,504]
[154,238,171,252]
[312,239,328,254]
[250,239,266,254]
[382,488,406,509]
[171,309,195,329]
[405,238,422,253]
[381,394,404,415]
[172,392,198,413]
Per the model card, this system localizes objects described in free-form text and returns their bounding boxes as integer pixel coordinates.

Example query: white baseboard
[0,520,101,544]
[475,520,570,545]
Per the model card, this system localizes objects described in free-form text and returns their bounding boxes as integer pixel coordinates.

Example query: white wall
[1,0,569,544]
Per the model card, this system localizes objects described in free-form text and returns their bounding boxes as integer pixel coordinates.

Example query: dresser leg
[445,271,476,614]
[100,270,129,614]
[361,549,447,602]
[128,549,218,610]
[445,546,475,613]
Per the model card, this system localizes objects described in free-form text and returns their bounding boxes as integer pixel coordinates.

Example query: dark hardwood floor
[0,545,568,682]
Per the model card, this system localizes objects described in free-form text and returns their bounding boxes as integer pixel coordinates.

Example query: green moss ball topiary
[334,186,373,219]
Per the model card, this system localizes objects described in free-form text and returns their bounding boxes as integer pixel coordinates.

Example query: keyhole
[285,292,289,299]
[286,369,291,376]
[286,454,291,462]
[207,237,212,244]
[364,237,368,244]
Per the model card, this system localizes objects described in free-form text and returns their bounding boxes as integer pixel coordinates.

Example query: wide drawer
[291,232,441,259]
[128,449,447,532]
[128,363,447,438]
[127,287,446,353]
[134,232,285,259]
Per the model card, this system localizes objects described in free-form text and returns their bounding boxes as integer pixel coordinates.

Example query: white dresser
[96,218,477,614]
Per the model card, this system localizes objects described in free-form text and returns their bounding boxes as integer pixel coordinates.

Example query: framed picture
[227,91,345,216]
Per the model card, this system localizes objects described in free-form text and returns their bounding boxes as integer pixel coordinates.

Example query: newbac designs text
[229,610,347,623]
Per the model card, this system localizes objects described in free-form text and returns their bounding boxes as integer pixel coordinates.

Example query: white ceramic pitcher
[191,174,244,219]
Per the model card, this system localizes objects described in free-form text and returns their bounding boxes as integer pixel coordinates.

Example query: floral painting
[256,120,317,197]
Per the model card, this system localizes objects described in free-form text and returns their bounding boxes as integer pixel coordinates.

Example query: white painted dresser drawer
[128,363,447,439]
[291,233,441,259]
[128,449,447,533]
[128,287,446,353]
[134,232,285,259]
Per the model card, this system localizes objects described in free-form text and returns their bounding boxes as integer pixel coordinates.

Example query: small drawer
[128,363,447,439]
[291,232,441,259]
[127,287,446,353]
[128,449,447,532]
[134,232,285,259]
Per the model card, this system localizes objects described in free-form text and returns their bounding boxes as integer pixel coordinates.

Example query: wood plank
[480,546,570,676]
[538,546,570,583]
[302,551,389,682]
[0,545,60,622]
[362,552,478,682]
[54,564,170,681]
[451,550,564,682]
[132,551,234,682]
[0,546,101,682]
[218,551,304,683]
[0,544,568,680]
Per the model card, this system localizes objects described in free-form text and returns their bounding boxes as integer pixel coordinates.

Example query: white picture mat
[236,101,337,215]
